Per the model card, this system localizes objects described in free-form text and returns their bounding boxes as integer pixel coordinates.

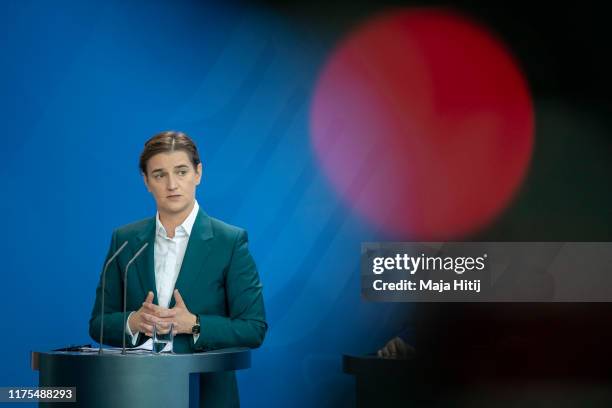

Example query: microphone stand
[122,242,149,355]
[99,241,128,354]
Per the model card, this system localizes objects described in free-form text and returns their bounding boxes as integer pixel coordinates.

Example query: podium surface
[33,348,250,407]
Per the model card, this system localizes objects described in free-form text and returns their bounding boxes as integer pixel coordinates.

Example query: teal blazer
[89,208,267,407]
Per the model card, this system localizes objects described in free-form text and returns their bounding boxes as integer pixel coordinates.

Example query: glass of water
[152,321,174,354]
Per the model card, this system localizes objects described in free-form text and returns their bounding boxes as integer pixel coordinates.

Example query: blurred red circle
[310,9,534,239]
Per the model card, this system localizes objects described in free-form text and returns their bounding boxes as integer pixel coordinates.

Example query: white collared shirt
[154,200,199,308]
[126,200,200,345]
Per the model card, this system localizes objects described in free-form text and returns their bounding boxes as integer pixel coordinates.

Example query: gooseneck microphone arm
[122,242,149,355]
[98,240,129,354]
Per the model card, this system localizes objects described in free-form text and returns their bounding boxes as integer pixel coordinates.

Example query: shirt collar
[156,200,200,238]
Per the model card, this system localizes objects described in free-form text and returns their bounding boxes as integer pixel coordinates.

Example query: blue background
[3,1,612,407]
[1,1,411,406]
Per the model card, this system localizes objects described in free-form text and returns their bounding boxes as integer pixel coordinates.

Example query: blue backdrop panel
[0,1,410,406]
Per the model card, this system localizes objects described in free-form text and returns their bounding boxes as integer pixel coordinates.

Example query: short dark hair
[139,131,201,175]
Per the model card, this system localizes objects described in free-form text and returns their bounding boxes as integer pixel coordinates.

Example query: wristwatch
[191,314,201,335]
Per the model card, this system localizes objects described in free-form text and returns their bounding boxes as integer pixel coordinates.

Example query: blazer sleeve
[191,230,268,351]
[88,230,147,347]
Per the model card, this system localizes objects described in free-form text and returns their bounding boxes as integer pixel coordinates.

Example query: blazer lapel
[134,218,159,304]
[170,209,214,308]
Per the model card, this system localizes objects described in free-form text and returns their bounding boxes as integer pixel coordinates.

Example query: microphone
[122,242,149,355]
[98,241,129,354]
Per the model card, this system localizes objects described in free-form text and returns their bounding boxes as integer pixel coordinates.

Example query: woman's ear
[142,173,151,192]
[195,163,203,185]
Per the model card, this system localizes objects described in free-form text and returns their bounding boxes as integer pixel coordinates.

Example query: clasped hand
[128,289,196,337]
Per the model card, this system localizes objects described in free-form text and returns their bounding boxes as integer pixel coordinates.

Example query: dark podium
[343,352,612,407]
[343,354,422,407]
[32,348,250,407]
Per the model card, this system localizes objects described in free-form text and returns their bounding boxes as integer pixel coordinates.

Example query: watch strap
[192,314,201,334]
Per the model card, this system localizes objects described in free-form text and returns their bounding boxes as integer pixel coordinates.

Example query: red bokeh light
[310,9,534,239]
